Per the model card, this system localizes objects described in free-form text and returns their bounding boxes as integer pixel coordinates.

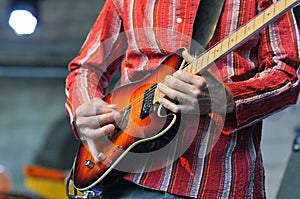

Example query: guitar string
[114,61,191,126]
[114,44,220,124]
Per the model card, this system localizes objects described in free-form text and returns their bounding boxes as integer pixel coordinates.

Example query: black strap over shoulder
[190,0,226,55]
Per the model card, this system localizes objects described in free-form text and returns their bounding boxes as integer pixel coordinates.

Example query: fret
[183,63,190,73]
[191,55,203,73]
[185,63,192,73]
[246,24,251,32]
[264,8,273,22]
[228,35,235,50]
[213,45,217,60]
[235,31,239,46]
[243,25,247,38]
[218,40,228,56]
[190,62,196,74]
[214,43,222,59]
[201,53,209,70]
[192,62,198,74]
[206,51,211,67]
[220,40,224,56]
[285,0,287,7]
[183,60,199,74]
[197,51,204,66]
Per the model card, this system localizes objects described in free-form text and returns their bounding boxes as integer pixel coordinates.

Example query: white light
[8,10,37,35]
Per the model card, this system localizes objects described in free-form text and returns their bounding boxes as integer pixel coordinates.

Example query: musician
[65,0,300,198]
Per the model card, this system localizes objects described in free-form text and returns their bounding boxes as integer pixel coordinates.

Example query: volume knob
[84,160,94,169]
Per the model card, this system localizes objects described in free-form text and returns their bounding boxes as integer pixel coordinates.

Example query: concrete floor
[0,75,299,198]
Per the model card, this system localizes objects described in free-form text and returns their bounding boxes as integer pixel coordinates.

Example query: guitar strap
[190,0,226,56]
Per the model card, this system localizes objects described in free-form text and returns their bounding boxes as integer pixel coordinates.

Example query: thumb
[182,49,195,64]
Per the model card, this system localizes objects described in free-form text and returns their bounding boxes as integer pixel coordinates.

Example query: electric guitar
[70,0,300,191]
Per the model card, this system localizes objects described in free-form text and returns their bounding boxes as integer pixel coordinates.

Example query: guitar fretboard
[153,0,299,103]
[184,0,300,75]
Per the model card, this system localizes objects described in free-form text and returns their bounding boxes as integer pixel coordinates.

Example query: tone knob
[97,152,107,162]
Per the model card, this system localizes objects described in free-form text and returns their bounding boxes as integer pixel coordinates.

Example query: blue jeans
[101,180,187,199]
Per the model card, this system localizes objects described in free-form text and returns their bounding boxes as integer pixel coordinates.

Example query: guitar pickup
[140,84,156,119]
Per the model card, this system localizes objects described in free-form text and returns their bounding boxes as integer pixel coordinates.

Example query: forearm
[65,0,127,138]
[224,10,300,133]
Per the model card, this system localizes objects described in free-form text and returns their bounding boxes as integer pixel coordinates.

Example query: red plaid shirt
[66,0,300,198]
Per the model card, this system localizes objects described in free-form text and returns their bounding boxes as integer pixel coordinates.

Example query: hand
[157,50,235,115]
[157,69,208,114]
[74,98,121,140]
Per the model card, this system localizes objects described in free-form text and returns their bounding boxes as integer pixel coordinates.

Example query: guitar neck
[183,0,300,75]
[153,0,299,103]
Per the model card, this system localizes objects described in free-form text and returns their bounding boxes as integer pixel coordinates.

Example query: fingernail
[109,104,117,109]
[109,125,115,132]
[113,111,122,120]
[158,98,163,104]
[157,83,163,89]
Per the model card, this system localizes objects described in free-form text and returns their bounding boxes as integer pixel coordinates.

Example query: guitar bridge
[113,106,131,133]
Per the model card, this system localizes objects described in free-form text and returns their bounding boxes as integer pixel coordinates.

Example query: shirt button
[176,17,183,23]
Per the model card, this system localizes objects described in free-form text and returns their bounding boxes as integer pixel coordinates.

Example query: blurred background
[0,0,105,198]
[0,0,299,198]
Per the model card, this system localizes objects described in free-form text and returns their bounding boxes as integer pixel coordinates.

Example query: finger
[158,96,199,114]
[76,111,121,129]
[157,82,196,105]
[173,70,207,89]
[84,104,117,117]
[83,124,116,140]
[162,74,204,99]
[182,49,195,63]
[159,94,213,115]
[86,98,115,108]
[76,102,118,117]
[158,97,181,113]
[157,82,180,101]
